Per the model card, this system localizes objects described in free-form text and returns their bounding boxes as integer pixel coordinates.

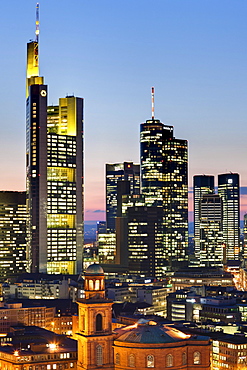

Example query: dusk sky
[1,1,247,221]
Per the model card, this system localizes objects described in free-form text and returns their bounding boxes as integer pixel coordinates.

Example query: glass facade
[106,162,140,233]
[98,233,116,264]
[26,31,83,274]
[0,191,27,280]
[127,206,164,277]
[193,175,215,262]
[26,90,83,273]
[140,119,188,271]
[199,194,224,267]
[47,98,83,274]
[218,173,240,261]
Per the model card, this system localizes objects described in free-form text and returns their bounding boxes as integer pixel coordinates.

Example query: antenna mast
[151,87,155,119]
[35,3,40,42]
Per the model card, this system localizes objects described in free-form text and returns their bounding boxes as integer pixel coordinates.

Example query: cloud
[86,209,104,213]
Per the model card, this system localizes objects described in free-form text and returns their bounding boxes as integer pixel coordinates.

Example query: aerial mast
[35,3,40,42]
[151,86,155,120]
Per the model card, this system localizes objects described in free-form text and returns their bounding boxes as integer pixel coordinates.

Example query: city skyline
[1,1,247,221]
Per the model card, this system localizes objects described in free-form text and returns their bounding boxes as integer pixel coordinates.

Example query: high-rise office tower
[199,194,224,267]
[193,175,214,261]
[26,5,83,274]
[218,173,240,261]
[106,162,140,233]
[140,88,188,270]
[0,191,27,280]
[127,205,164,277]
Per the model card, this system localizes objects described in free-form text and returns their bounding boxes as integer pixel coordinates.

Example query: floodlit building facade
[76,263,211,370]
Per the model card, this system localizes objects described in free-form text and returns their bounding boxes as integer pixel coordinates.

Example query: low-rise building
[171,268,234,291]
[1,273,79,301]
[0,326,77,370]
[199,297,240,324]
[212,333,247,370]
[107,283,172,316]
[0,302,55,333]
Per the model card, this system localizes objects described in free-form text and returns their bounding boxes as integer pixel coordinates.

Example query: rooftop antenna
[151,87,155,119]
[35,3,40,42]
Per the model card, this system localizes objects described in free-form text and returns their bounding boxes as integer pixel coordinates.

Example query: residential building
[0,191,27,280]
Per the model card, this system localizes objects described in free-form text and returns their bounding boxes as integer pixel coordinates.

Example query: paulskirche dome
[115,320,193,344]
[85,263,104,275]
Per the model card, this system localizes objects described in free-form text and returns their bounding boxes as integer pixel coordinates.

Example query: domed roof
[115,321,191,344]
[85,263,104,275]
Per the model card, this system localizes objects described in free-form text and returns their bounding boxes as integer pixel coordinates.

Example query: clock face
[40,89,47,97]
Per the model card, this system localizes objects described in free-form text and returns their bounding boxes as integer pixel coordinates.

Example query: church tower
[77,264,114,370]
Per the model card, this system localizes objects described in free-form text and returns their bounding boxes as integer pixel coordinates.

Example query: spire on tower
[35,3,40,42]
[151,86,155,120]
[26,3,44,98]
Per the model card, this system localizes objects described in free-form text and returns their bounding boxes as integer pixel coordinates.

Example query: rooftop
[115,320,209,344]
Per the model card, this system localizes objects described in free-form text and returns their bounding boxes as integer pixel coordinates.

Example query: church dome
[115,321,192,344]
[85,263,104,275]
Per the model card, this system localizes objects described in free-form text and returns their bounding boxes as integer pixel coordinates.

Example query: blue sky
[0,1,247,220]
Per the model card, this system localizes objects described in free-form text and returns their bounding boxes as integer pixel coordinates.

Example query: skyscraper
[218,173,240,261]
[199,194,224,267]
[0,191,27,280]
[140,88,188,271]
[193,175,215,261]
[106,162,140,233]
[26,5,83,274]
[127,205,164,277]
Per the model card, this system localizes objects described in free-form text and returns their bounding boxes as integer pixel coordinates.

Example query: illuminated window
[129,354,135,367]
[96,345,103,366]
[166,354,173,367]
[147,354,154,367]
[193,351,201,365]
[95,280,100,290]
